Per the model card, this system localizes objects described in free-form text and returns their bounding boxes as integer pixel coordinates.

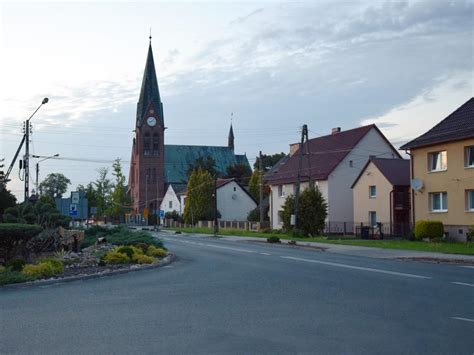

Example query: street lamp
[32,153,59,194]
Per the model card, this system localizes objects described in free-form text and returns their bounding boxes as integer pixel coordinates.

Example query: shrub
[0,223,43,263]
[415,221,444,241]
[0,269,34,286]
[267,236,281,243]
[6,259,26,272]
[104,251,130,264]
[22,263,55,279]
[147,245,167,258]
[467,226,474,242]
[134,243,150,253]
[133,254,155,264]
[116,246,135,259]
[81,226,164,249]
[0,265,5,273]
[37,257,64,274]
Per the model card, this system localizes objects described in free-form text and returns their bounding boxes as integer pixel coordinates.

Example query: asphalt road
[1,232,473,355]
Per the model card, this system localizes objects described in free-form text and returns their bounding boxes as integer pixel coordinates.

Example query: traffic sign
[159,210,165,218]
[69,204,78,216]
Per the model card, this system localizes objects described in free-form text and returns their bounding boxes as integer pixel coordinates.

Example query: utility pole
[213,175,218,236]
[292,124,308,230]
[259,150,264,228]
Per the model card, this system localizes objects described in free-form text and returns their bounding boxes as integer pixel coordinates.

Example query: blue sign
[69,204,78,216]
[159,210,165,218]
[90,207,97,214]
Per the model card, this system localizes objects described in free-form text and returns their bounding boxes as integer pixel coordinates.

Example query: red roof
[351,158,410,188]
[266,124,399,185]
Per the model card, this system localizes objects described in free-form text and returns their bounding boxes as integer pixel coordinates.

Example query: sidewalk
[159,230,474,263]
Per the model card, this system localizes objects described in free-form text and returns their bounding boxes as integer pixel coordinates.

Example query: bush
[81,226,164,249]
[6,259,26,272]
[0,223,43,263]
[116,246,135,259]
[104,251,130,264]
[267,236,281,243]
[467,226,474,242]
[0,269,34,286]
[147,245,167,258]
[37,257,64,274]
[415,221,444,241]
[134,243,150,253]
[133,254,155,264]
[22,263,55,279]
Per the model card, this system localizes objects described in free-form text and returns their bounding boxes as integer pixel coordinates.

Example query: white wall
[160,185,182,214]
[217,181,257,221]
[269,181,329,229]
[327,127,399,223]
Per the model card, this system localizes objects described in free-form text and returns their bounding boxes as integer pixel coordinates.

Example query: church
[128,39,250,215]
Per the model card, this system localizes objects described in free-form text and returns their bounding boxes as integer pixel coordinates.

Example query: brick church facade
[128,40,250,215]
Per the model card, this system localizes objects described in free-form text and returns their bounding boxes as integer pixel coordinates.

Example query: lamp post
[24,98,49,201]
[32,153,59,195]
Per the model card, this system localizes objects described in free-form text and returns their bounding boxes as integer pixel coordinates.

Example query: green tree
[253,152,286,171]
[93,168,113,218]
[248,169,270,201]
[280,185,327,236]
[187,156,217,178]
[107,158,131,219]
[0,186,17,221]
[225,163,252,185]
[39,173,71,199]
[183,169,214,224]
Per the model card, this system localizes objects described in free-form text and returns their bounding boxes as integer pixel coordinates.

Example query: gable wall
[217,181,257,221]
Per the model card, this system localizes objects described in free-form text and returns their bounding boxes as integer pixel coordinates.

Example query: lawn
[163,227,474,256]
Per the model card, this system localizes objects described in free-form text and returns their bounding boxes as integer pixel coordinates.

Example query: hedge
[0,223,43,263]
[414,221,444,240]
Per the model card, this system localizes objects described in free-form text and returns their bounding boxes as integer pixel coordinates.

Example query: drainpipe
[405,149,415,228]
[389,189,394,237]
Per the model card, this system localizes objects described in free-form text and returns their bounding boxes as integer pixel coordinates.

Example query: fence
[353,222,412,239]
[163,219,270,232]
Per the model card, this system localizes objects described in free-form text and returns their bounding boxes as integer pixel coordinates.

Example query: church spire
[136,38,163,127]
[228,116,234,151]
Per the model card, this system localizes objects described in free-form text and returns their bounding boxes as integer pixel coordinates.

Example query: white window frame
[369,185,376,198]
[169,201,173,209]
[278,185,284,197]
[467,190,474,211]
[428,151,447,172]
[430,192,448,212]
[369,211,377,227]
[465,146,474,168]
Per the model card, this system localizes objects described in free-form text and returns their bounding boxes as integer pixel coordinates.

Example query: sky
[1,0,473,201]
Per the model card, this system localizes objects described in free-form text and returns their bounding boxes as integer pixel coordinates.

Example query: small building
[160,178,257,221]
[400,97,474,241]
[55,191,88,220]
[351,157,411,236]
[265,124,402,231]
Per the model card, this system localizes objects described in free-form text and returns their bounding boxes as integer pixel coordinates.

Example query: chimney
[332,127,341,134]
[289,143,300,157]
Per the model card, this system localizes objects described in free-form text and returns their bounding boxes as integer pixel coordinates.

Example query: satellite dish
[411,178,424,191]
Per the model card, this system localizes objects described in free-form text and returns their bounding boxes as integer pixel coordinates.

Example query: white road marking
[451,282,474,288]
[259,253,272,256]
[203,244,256,253]
[280,256,432,279]
[460,265,474,269]
[451,317,474,323]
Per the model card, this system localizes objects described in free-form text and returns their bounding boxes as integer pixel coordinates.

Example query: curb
[0,254,176,290]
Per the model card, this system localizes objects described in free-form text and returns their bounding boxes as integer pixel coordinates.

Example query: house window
[369,211,377,227]
[465,146,474,167]
[233,186,236,192]
[467,190,474,211]
[430,192,448,212]
[349,160,353,168]
[369,185,376,198]
[277,211,283,225]
[169,201,173,209]
[278,185,284,197]
[153,133,160,155]
[143,133,151,156]
[428,151,447,172]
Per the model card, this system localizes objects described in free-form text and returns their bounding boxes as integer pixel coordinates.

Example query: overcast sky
[1,0,473,200]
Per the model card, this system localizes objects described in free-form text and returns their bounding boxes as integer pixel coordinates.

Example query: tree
[93,168,113,218]
[183,169,214,224]
[253,152,286,172]
[247,206,269,222]
[77,182,100,213]
[280,185,327,236]
[0,186,17,221]
[225,164,252,185]
[107,159,131,219]
[187,156,218,178]
[248,169,270,201]
[39,173,71,199]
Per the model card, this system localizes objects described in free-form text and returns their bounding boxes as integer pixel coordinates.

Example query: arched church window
[144,133,151,156]
[152,133,160,154]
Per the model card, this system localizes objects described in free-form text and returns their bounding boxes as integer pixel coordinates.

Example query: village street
[1,232,473,354]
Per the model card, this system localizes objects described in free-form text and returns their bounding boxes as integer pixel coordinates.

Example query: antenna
[149,27,152,42]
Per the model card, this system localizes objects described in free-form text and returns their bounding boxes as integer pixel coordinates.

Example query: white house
[265,125,402,230]
[160,179,257,221]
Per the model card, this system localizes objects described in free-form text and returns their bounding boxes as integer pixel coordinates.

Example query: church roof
[136,43,163,126]
[164,144,250,184]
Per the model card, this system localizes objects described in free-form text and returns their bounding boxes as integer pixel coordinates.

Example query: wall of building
[160,186,182,215]
[411,138,474,240]
[217,181,257,221]
[352,161,393,223]
[269,181,329,229]
[328,127,399,224]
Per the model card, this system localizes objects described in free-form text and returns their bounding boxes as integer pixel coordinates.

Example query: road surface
[1,232,473,354]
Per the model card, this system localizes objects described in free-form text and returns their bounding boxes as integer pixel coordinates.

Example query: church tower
[129,38,165,215]
[228,123,234,151]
